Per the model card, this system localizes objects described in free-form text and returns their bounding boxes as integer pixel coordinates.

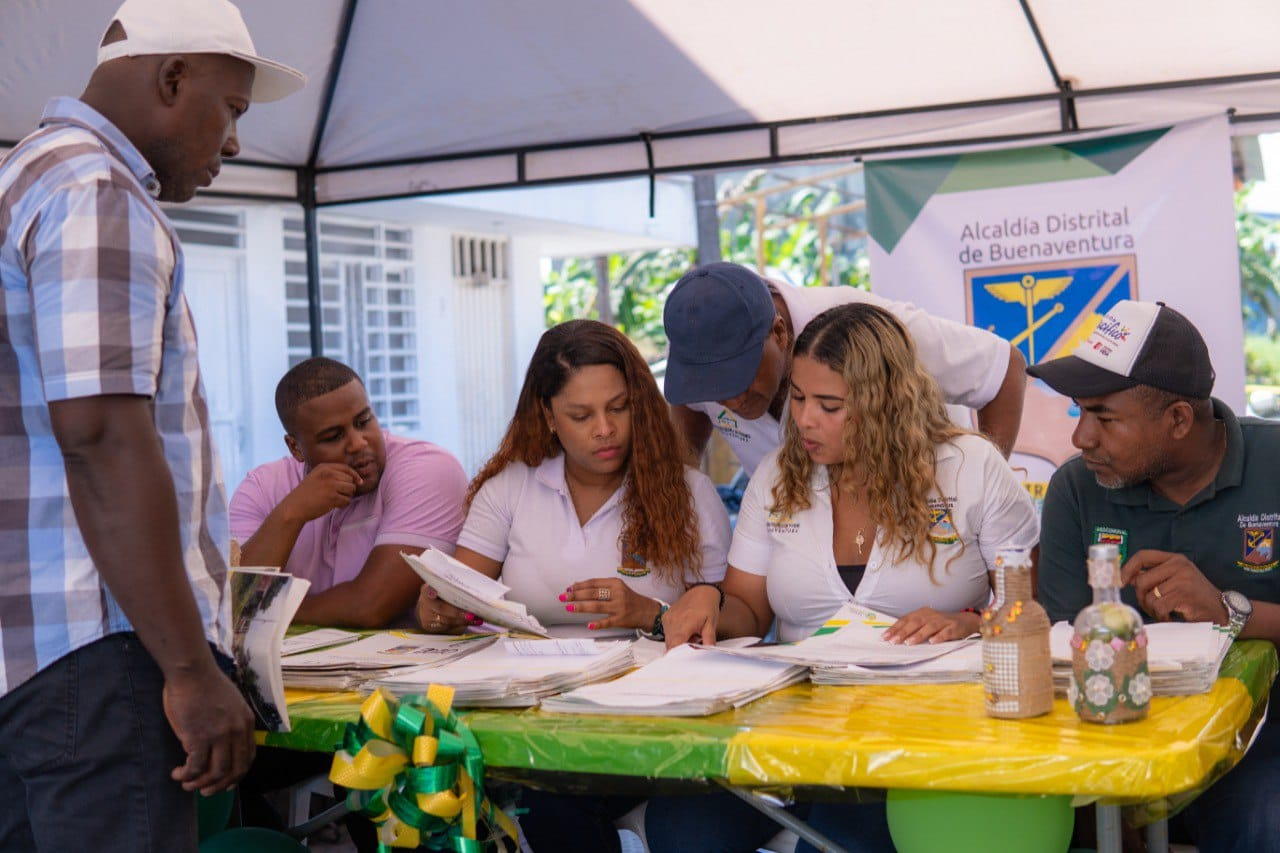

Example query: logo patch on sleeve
[1092,526,1128,563]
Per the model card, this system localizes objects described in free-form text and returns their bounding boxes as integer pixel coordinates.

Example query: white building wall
[413,226,465,462]
[508,236,548,386]
[181,186,689,490]
[240,205,292,472]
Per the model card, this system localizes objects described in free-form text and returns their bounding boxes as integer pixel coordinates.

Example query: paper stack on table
[281,631,497,690]
[706,603,977,670]
[370,638,634,707]
[403,549,551,637]
[281,627,361,657]
[1049,621,1233,696]
[812,641,984,685]
[539,644,806,716]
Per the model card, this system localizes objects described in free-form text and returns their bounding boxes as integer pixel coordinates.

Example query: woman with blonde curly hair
[417,319,729,638]
[651,302,1037,853]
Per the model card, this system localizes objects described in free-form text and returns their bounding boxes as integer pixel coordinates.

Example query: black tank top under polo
[837,564,866,596]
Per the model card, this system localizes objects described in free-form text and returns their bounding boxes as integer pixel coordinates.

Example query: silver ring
[597,588,611,601]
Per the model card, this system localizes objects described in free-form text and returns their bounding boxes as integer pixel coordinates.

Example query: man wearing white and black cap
[1034,300,1280,852]
[662,262,1027,475]
[0,2,304,849]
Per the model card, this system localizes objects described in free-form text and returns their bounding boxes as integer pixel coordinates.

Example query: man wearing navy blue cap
[1033,299,1280,852]
[663,262,1026,474]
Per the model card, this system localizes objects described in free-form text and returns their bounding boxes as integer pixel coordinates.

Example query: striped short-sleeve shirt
[0,97,231,696]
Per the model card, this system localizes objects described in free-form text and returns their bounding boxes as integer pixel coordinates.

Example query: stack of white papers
[707,603,977,670]
[281,632,497,690]
[540,645,806,716]
[403,550,550,637]
[281,628,361,657]
[812,642,984,685]
[370,638,634,707]
[1049,621,1232,696]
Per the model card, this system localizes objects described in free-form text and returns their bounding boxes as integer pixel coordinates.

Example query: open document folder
[370,638,634,707]
[229,568,311,732]
[403,549,550,637]
[703,603,977,669]
[541,644,806,716]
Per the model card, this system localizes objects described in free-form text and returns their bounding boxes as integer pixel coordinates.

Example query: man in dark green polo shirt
[1031,299,1279,853]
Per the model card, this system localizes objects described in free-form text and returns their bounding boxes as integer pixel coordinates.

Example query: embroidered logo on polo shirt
[1092,526,1128,564]
[927,498,959,545]
[766,508,799,535]
[617,552,650,578]
[714,409,751,444]
[1235,513,1280,573]
[1239,528,1278,573]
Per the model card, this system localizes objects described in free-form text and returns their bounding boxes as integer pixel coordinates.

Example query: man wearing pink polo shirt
[230,358,466,628]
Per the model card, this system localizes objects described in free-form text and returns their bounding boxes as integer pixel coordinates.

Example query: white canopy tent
[4,0,1280,349]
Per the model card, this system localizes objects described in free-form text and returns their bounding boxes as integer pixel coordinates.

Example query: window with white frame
[282,217,420,433]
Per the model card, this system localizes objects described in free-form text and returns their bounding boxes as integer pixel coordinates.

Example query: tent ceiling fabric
[3,0,1279,205]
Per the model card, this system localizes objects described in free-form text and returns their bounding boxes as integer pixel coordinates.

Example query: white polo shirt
[730,434,1039,642]
[458,454,731,637]
[687,284,1011,476]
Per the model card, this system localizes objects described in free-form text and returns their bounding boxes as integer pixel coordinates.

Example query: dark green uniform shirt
[1040,399,1280,624]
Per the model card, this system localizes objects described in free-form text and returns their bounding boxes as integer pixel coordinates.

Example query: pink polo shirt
[229,432,467,593]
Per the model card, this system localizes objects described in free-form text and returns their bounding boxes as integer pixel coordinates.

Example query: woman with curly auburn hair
[414,320,730,853]
[650,302,1039,853]
[416,319,729,638]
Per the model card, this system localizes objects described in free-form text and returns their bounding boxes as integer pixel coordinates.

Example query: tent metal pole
[300,167,324,358]
[298,0,359,359]
[1017,0,1078,131]
[641,132,656,218]
[308,0,359,168]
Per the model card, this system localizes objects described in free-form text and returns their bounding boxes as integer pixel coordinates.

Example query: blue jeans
[0,632,198,852]
[1177,690,1280,853]
[646,790,893,853]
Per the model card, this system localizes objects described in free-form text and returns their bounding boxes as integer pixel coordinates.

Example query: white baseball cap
[1027,299,1215,399]
[97,0,306,103]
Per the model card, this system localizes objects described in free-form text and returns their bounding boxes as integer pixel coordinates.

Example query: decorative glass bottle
[980,546,1053,718]
[1070,543,1150,723]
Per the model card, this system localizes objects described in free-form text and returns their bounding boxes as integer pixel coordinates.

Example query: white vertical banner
[866,115,1242,507]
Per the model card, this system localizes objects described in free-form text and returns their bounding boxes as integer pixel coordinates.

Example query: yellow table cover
[267,639,1275,804]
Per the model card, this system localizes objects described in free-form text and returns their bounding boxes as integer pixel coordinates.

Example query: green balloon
[195,790,235,841]
[200,828,309,853]
[886,790,1073,853]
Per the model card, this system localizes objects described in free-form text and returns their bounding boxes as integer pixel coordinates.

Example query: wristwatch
[1221,590,1253,639]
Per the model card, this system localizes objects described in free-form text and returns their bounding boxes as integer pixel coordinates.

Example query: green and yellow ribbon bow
[330,685,518,851]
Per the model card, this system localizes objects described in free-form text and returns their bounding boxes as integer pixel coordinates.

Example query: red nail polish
[558,594,567,602]
[463,612,474,620]
[565,604,575,612]
[587,623,597,630]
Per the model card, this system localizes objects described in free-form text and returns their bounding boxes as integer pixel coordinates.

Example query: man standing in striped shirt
[0,1,304,849]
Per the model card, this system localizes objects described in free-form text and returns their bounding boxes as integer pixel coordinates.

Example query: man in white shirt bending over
[662,262,1026,474]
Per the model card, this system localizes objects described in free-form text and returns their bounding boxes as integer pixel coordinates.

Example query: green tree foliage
[543,172,870,357]
[543,249,694,360]
[718,170,870,289]
[1238,186,1280,385]
[545,179,1280,379]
